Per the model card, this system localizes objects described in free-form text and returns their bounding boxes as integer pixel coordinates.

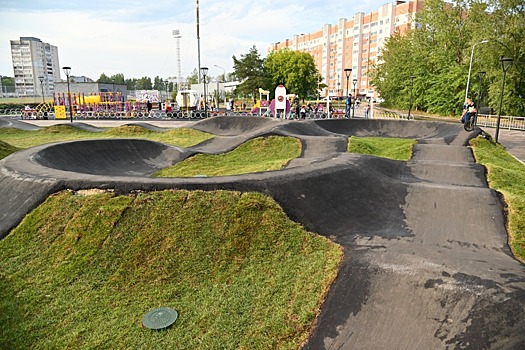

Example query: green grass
[0,190,342,350]
[348,136,417,161]
[0,124,213,150]
[0,140,19,159]
[154,136,302,177]
[470,136,525,262]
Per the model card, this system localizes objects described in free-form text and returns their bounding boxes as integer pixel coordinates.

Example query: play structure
[52,91,152,119]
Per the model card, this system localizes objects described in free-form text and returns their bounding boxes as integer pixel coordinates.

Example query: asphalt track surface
[1,116,525,349]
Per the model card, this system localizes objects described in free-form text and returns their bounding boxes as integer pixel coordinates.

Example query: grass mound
[348,136,416,161]
[471,136,525,262]
[0,190,342,349]
[155,136,302,177]
[0,125,213,149]
[0,140,20,159]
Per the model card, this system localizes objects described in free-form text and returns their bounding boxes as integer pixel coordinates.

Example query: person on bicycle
[460,98,475,123]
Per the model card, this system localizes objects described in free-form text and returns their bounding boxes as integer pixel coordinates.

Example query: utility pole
[196,0,201,84]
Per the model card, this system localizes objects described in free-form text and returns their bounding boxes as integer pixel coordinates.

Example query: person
[300,105,306,119]
[345,94,352,118]
[460,98,475,123]
[364,104,370,119]
[294,96,300,119]
[146,100,152,115]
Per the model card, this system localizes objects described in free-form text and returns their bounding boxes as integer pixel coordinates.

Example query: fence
[0,107,523,131]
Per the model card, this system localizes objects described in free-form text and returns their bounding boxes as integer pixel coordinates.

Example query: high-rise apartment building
[268,0,424,98]
[10,37,61,97]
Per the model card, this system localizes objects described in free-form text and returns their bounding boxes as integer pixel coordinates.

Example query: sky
[0,0,379,81]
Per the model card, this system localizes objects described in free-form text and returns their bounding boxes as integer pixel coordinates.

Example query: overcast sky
[0,0,379,81]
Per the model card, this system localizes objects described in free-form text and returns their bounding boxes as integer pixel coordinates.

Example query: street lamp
[408,75,416,119]
[352,78,357,118]
[344,68,352,117]
[62,66,73,123]
[214,64,225,107]
[476,71,486,113]
[38,76,45,103]
[200,66,208,118]
[495,57,513,143]
[465,39,489,101]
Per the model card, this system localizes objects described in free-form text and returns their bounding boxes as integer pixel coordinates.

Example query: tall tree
[265,49,321,101]
[232,46,266,101]
[97,73,112,84]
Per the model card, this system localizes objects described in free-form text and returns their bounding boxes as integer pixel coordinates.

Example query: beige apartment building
[268,0,424,98]
[10,37,61,97]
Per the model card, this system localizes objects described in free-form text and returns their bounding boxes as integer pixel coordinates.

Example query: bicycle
[463,111,477,132]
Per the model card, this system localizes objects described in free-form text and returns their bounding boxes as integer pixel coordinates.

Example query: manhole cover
[142,307,178,330]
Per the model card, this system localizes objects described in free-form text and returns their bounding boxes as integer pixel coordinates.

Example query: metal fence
[0,107,523,130]
[475,114,525,131]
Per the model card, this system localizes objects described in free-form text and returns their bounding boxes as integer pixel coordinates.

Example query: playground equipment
[52,91,155,119]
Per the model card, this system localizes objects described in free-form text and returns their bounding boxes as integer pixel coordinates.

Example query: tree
[136,77,152,90]
[153,76,165,90]
[265,49,322,101]
[187,69,199,85]
[371,0,525,116]
[97,73,112,84]
[232,46,266,101]
[110,73,125,85]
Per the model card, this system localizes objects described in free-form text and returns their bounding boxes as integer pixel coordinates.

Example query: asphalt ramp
[1,116,524,348]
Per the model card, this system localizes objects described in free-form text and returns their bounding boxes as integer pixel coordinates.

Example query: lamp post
[495,57,513,143]
[352,78,357,118]
[62,66,73,123]
[476,71,486,113]
[214,64,225,108]
[344,68,352,118]
[38,76,45,103]
[200,66,208,118]
[465,40,489,101]
[408,75,416,119]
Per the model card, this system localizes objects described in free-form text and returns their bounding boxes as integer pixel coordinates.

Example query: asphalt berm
[1,116,524,349]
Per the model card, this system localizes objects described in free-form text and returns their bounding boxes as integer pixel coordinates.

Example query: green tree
[187,69,199,85]
[153,76,165,90]
[136,76,152,90]
[125,78,137,90]
[110,73,125,85]
[265,49,321,101]
[232,46,266,101]
[97,73,112,84]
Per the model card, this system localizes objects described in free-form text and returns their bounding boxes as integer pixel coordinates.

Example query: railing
[475,114,525,131]
[1,107,522,130]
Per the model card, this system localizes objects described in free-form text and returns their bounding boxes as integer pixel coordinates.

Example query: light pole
[344,68,352,118]
[201,66,208,118]
[495,57,513,143]
[352,78,357,118]
[38,76,45,103]
[214,64,225,107]
[62,66,73,123]
[465,40,489,101]
[408,75,416,119]
[476,71,486,114]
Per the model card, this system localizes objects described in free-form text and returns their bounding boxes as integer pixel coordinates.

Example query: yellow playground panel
[54,105,67,119]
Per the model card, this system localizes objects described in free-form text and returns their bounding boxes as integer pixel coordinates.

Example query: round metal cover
[142,307,178,330]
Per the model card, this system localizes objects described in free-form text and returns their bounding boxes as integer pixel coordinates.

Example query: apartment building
[10,37,61,97]
[268,0,424,98]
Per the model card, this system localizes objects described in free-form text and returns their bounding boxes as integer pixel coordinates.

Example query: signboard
[274,85,287,111]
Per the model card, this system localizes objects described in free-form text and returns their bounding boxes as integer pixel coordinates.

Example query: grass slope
[348,136,416,161]
[0,190,342,350]
[0,124,213,149]
[471,136,525,262]
[0,140,19,159]
[155,136,302,177]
